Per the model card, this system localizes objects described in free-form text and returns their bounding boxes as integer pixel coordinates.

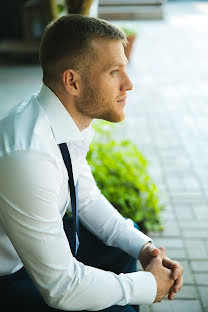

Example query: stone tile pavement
[0,1,208,312]
[114,2,208,311]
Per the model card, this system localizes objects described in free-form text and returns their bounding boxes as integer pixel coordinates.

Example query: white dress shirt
[0,84,156,310]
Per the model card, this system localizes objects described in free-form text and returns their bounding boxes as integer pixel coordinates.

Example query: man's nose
[121,73,133,92]
[127,77,133,91]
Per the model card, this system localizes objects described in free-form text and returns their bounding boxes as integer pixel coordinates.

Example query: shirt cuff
[116,217,152,259]
[117,271,157,305]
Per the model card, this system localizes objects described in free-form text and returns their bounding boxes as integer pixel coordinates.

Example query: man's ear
[62,69,81,96]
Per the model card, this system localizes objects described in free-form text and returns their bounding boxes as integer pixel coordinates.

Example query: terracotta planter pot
[124,34,137,60]
[66,0,94,15]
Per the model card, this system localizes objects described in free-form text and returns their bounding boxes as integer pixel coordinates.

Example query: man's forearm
[79,194,152,258]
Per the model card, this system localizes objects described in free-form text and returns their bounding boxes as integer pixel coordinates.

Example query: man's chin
[113,114,125,123]
[113,111,125,123]
[101,111,125,123]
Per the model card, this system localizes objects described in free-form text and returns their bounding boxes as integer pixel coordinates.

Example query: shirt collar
[36,84,94,146]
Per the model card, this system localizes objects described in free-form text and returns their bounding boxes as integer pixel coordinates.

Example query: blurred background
[0,1,208,311]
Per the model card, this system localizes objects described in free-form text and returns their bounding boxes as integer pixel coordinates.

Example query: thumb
[151,247,166,264]
[150,246,165,257]
[147,247,166,269]
[147,244,160,257]
[151,248,159,257]
[157,247,166,262]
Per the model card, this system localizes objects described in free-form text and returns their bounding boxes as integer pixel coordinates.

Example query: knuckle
[174,260,180,267]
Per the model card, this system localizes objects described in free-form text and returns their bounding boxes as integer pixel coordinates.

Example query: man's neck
[65,105,92,132]
[49,85,92,132]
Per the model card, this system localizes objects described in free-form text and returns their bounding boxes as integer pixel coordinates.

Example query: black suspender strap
[59,143,79,256]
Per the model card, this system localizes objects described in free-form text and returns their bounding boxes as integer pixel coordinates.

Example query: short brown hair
[39,14,127,85]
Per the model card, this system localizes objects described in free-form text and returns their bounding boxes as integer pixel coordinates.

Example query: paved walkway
[114,2,208,311]
[0,2,208,312]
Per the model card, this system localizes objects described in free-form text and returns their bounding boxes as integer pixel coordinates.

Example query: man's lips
[117,97,127,102]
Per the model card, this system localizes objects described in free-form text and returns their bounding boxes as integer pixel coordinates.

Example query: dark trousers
[0,216,140,312]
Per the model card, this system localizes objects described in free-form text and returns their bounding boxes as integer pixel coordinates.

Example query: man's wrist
[139,241,152,260]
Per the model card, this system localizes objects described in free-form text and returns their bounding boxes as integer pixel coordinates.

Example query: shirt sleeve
[78,159,153,259]
[0,151,156,310]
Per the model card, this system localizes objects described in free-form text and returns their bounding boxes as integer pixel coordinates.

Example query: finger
[157,247,166,261]
[149,245,166,258]
[147,247,167,268]
[163,258,184,280]
[172,276,183,293]
[172,264,184,281]
[168,290,176,300]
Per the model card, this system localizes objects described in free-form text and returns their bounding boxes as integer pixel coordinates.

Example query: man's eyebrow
[103,61,128,71]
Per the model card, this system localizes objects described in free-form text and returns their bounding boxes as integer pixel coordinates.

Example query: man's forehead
[90,38,128,70]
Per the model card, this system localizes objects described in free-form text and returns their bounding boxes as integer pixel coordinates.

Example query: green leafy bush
[87,121,164,233]
[121,26,137,36]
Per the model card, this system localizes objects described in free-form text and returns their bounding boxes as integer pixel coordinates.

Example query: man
[0,15,183,312]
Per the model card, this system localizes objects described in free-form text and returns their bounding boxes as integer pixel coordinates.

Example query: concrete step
[99,0,163,6]
[98,5,164,20]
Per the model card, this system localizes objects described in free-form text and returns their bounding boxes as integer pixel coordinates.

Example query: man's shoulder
[0,93,55,157]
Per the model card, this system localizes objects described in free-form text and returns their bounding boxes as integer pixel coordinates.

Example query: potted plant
[87,121,164,233]
[121,26,137,60]
[65,0,95,15]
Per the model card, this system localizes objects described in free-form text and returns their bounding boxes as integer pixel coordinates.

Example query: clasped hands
[139,242,184,303]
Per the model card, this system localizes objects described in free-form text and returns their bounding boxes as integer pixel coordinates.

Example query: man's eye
[111,70,119,75]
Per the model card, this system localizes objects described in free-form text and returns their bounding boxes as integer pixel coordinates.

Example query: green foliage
[121,26,137,36]
[57,4,65,14]
[87,121,164,233]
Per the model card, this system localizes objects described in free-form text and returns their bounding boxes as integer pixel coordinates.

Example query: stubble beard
[75,79,125,123]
